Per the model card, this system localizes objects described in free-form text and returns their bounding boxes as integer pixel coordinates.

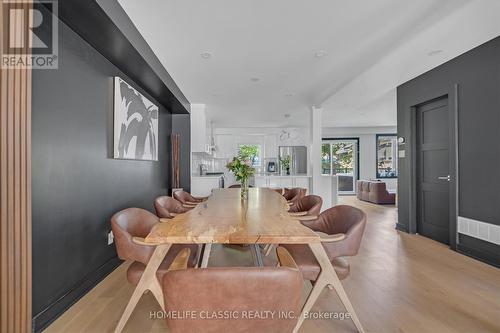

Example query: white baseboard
[458,216,500,245]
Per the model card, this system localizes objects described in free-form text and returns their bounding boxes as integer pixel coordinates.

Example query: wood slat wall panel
[0,1,32,332]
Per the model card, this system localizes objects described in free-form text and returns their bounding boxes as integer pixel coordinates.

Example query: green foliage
[238,145,259,162]
[226,156,255,182]
[279,155,291,169]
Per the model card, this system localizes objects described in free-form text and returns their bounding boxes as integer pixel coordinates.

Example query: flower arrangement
[226,155,255,199]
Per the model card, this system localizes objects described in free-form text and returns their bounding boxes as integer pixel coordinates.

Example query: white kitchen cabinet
[264,135,277,158]
[215,134,236,158]
[191,104,209,153]
[293,177,310,190]
[191,176,221,197]
[254,177,267,187]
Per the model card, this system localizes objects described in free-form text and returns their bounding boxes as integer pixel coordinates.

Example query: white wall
[213,127,309,159]
[322,126,398,191]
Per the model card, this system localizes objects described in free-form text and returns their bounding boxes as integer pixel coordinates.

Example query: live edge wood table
[114,188,364,333]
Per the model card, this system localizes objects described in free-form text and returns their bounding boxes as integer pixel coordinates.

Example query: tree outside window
[238,144,261,167]
[376,134,398,178]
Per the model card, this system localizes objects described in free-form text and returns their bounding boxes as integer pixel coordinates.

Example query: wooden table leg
[114,244,172,333]
[200,243,212,268]
[293,243,365,333]
[250,244,264,267]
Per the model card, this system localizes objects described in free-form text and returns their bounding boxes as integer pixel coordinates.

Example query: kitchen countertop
[192,175,224,179]
[254,174,311,177]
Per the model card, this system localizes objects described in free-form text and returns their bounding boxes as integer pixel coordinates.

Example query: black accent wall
[397,36,500,266]
[31,5,189,332]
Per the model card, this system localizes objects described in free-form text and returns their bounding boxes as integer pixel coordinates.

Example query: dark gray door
[416,96,450,244]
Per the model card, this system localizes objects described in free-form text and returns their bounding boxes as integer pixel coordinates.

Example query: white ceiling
[118,0,500,128]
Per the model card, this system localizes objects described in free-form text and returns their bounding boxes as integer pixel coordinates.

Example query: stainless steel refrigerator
[278,146,308,175]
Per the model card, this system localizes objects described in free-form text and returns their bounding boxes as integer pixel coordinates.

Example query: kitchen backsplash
[192,152,230,175]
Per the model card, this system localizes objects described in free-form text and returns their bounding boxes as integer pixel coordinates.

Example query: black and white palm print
[114,77,158,160]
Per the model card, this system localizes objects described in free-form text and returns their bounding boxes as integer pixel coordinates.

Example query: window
[238,144,261,167]
[376,134,398,178]
[322,139,359,194]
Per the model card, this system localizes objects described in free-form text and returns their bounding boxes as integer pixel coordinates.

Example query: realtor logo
[2,0,58,69]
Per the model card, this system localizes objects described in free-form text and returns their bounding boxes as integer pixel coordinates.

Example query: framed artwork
[114,77,158,161]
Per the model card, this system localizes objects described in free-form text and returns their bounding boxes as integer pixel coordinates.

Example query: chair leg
[264,244,275,256]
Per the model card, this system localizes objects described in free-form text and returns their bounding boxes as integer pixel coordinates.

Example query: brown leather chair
[173,190,207,207]
[283,187,306,205]
[282,205,366,282]
[111,208,199,285]
[288,195,322,221]
[162,247,303,333]
[154,196,190,218]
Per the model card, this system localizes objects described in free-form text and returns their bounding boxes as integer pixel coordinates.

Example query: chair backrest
[302,205,366,259]
[111,208,158,265]
[283,187,306,202]
[228,184,241,188]
[289,195,322,215]
[162,266,303,333]
[154,196,189,218]
[173,190,197,204]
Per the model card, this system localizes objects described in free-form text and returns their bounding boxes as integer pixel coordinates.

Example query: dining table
[114,187,364,333]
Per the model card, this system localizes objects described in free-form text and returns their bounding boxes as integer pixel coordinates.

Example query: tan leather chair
[154,196,190,218]
[282,205,366,282]
[173,190,207,208]
[162,247,303,333]
[288,195,322,220]
[283,187,306,205]
[111,208,199,285]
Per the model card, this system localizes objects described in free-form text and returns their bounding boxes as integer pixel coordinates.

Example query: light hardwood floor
[44,197,500,333]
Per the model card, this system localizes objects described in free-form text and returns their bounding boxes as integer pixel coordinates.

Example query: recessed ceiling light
[315,50,327,58]
[200,51,212,59]
[427,50,443,56]
[250,77,260,82]
[284,114,291,118]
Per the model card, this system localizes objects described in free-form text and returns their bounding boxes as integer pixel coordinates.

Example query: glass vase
[241,178,249,200]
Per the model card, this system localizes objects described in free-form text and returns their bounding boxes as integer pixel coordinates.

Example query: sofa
[356,180,396,205]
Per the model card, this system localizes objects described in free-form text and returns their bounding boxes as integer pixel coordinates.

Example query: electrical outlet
[107,230,114,245]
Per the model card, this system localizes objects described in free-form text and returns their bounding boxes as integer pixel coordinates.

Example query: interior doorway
[416,96,451,245]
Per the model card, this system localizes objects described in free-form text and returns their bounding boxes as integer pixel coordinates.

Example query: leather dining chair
[264,195,323,257]
[162,247,303,333]
[154,196,190,218]
[111,208,199,287]
[173,190,207,208]
[283,187,306,205]
[288,195,323,220]
[281,205,366,311]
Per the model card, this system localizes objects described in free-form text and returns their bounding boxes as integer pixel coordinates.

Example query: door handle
[438,175,451,181]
